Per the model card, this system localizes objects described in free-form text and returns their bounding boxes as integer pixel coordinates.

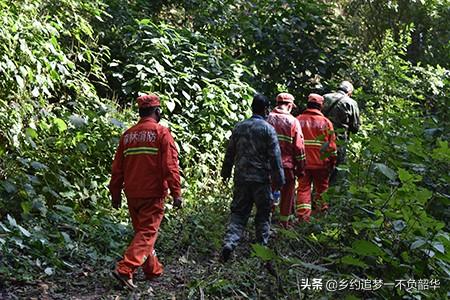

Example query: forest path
[2,229,308,299]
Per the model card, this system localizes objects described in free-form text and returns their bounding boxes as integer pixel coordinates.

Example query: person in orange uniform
[266,93,306,227]
[296,93,336,222]
[109,93,182,289]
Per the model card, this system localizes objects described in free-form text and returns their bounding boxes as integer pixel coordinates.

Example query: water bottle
[272,190,281,206]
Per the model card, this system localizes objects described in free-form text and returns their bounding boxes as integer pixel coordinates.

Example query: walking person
[323,81,360,183]
[109,93,183,289]
[220,94,285,262]
[296,94,336,222]
[266,92,306,227]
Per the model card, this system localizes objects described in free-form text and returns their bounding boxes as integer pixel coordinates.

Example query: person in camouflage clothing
[220,94,285,262]
[323,81,360,183]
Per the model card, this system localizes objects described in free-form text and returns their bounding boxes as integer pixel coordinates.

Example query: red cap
[137,94,160,108]
[276,92,296,107]
[307,93,324,106]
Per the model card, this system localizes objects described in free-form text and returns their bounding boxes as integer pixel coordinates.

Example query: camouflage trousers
[330,135,348,185]
[223,181,273,250]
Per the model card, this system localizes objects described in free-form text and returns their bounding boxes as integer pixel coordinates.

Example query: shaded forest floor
[2,186,447,299]
[3,261,194,299]
[2,227,312,299]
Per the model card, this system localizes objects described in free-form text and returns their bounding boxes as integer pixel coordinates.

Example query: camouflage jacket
[323,91,360,138]
[221,115,285,187]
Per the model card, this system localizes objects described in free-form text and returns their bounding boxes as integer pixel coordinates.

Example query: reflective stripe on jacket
[110,117,181,200]
[267,108,306,171]
[297,109,337,170]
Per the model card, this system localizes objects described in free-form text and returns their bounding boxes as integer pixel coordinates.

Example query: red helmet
[137,93,160,108]
[276,92,296,108]
[307,93,324,106]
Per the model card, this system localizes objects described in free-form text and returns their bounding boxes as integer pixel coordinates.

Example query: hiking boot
[220,246,233,263]
[134,270,162,282]
[111,270,137,290]
[265,261,277,277]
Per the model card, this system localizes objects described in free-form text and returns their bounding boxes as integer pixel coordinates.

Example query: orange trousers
[296,169,330,222]
[116,197,164,279]
[279,168,295,225]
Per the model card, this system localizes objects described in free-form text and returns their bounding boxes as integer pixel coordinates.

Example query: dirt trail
[2,227,315,299]
[3,260,199,299]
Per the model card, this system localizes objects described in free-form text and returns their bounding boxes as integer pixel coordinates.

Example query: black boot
[220,245,233,263]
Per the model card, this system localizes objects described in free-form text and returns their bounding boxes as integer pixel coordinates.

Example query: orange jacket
[267,108,306,172]
[297,109,337,170]
[109,117,181,201]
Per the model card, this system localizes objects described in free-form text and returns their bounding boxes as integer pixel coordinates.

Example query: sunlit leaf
[432,242,445,254]
[18,225,31,238]
[31,87,40,97]
[166,101,176,112]
[52,118,67,132]
[0,222,11,233]
[410,239,427,250]
[26,128,37,139]
[297,261,328,272]
[69,115,88,127]
[7,214,17,228]
[393,220,406,232]
[31,161,47,170]
[374,163,396,180]
[182,90,191,100]
[54,205,73,214]
[251,244,275,261]
[15,75,24,89]
[61,231,71,244]
[351,240,384,256]
[398,168,416,183]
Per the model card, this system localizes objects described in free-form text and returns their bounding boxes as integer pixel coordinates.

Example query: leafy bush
[0,0,128,281]
[102,19,255,187]
[0,0,255,284]
[344,0,450,67]
[0,1,448,299]
[0,0,114,214]
[312,31,450,299]
[142,0,351,99]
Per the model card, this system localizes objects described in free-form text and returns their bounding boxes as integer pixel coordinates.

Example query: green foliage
[0,208,129,282]
[0,0,254,286]
[101,18,255,186]
[158,187,231,261]
[0,0,448,299]
[190,0,339,94]
[0,0,107,102]
[311,31,450,298]
[147,0,352,100]
[0,0,129,282]
[344,0,450,67]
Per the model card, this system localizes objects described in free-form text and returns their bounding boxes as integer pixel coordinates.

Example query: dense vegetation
[0,0,448,299]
